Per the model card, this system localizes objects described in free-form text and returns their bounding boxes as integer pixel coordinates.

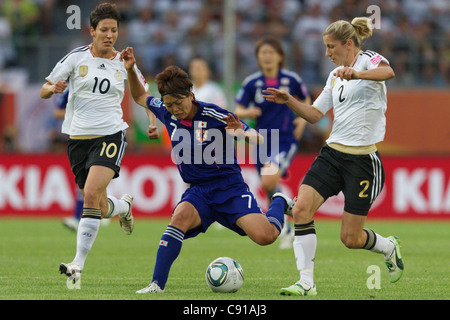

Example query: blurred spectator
[189,56,227,109]
[0,0,447,154]
[0,16,14,68]
[0,71,15,152]
[1,0,447,87]
[2,0,40,36]
[291,3,330,84]
[127,7,159,74]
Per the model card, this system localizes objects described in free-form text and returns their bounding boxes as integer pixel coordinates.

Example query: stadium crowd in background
[0,0,448,153]
[0,0,448,88]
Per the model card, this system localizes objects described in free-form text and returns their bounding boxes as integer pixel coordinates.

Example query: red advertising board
[0,153,449,219]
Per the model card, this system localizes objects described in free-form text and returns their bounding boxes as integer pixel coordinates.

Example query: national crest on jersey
[195,128,208,143]
[78,65,88,77]
[146,97,250,184]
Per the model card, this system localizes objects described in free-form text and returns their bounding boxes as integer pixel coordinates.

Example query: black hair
[90,2,121,30]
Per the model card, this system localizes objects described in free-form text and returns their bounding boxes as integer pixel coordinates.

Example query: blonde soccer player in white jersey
[40,3,157,287]
[263,17,403,296]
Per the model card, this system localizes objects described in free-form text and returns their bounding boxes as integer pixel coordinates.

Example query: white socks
[293,224,395,287]
[364,229,395,258]
[293,221,317,287]
[71,195,130,271]
[106,195,130,218]
[293,234,317,287]
[73,215,101,270]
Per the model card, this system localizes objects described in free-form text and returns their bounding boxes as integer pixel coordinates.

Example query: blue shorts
[176,174,263,239]
[255,138,298,177]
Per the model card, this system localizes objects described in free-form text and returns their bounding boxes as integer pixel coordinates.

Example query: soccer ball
[205,257,244,293]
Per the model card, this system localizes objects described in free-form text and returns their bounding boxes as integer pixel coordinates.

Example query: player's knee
[252,229,278,246]
[292,202,314,224]
[82,188,101,207]
[170,210,197,232]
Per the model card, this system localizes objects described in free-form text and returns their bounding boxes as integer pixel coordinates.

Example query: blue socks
[152,225,185,289]
[265,197,285,233]
[152,201,284,289]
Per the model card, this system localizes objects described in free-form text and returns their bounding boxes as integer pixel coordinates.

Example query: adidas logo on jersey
[97,63,106,70]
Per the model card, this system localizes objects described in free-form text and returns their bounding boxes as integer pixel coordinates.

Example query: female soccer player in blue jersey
[235,36,310,249]
[120,47,294,293]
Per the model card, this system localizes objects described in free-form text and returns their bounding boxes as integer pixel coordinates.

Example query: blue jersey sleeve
[234,82,253,108]
[292,79,308,101]
[55,90,69,109]
[146,96,168,124]
[201,101,250,131]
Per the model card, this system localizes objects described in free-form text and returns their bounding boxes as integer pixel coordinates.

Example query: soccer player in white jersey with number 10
[40,3,157,288]
[263,17,404,296]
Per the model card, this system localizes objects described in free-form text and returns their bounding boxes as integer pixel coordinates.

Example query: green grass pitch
[0,218,448,301]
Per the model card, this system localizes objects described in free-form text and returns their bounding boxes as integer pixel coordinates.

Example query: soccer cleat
[385,236,404,283]
[59,262,81,285]
[280,280,317,296]
[62,217,79,232]
[119,194,134,235]
[272,192,296,217]
[136,281,165,294]
[278,220,294,249]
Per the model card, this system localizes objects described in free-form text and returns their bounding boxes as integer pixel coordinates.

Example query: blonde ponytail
[351,17,373,40]
[324,17,373,48]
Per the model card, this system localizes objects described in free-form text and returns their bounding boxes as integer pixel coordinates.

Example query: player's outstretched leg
[271,193,296,249]
[136,225,185,293]
[362,229,404,283]
[105,194,135,234]
[272,192,295,217]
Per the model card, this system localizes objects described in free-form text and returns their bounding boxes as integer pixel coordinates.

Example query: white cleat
[278,220,294,249]
[59,262,82,287]
[119,194,134,235]
[136,281,165,294]
[62,217,79,232]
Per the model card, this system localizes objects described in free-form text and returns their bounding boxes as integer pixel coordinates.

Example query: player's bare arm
[223,113,263,145]
[262,88,323,124]
[146,108,159,140]
[40,80,68,99]
[235,104,262,119]
[120,47,150,107]
[334,61,395,81]
[120,47,159,139]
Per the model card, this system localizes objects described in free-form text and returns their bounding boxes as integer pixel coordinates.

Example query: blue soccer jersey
[235,68,308,143]
[146,96,250,184]
[56,89,69,110]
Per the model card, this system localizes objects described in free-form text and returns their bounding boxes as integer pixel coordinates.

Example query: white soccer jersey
[193,81,227,109]
[46,45,148,136]
[313,50,389,146]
